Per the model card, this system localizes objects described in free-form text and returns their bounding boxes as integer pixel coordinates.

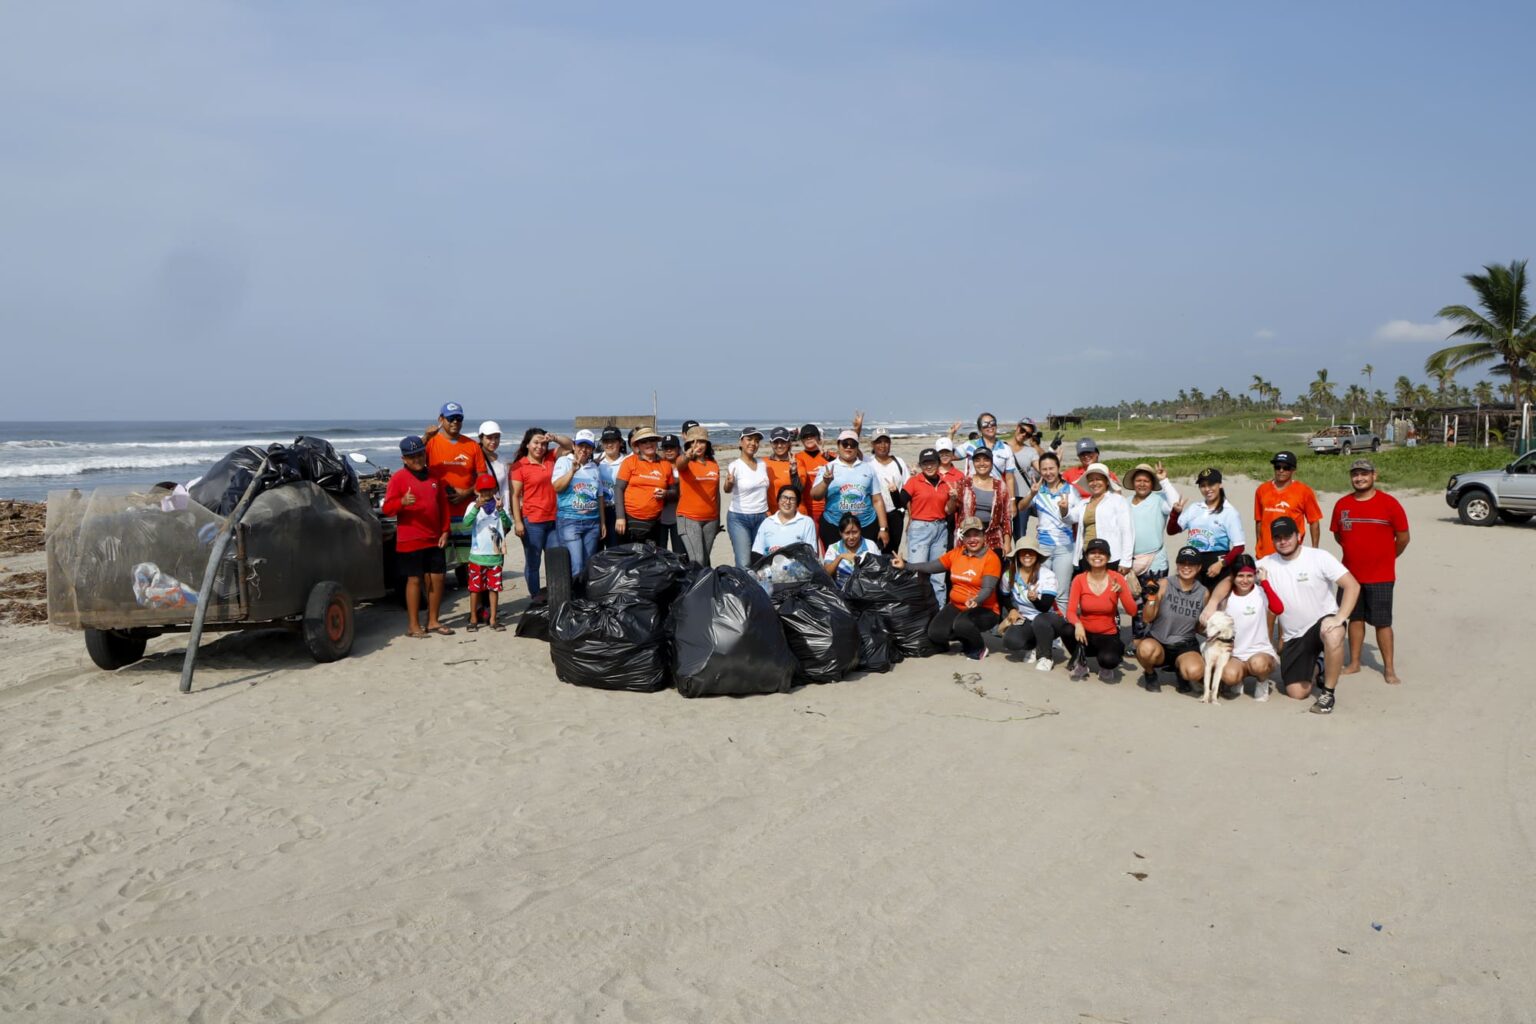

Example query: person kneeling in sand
[893,517,1002,661]
[1134,546,1212,694]
[1257,517,1360,715]
[1202,555,1282,701]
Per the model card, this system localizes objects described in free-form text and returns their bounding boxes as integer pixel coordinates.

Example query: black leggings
[1003,611,1074,656]
[884,509,904,554]
[1073,630,1125,669]
[927,604,1000,656]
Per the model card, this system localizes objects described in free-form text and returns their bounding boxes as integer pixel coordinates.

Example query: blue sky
[3,1,1532,423]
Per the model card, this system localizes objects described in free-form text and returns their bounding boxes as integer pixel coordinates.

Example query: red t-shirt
[939,547,1002,613]
[1329,491,1407,583]
[381,468,449,552]
[1066,571,1136,634]
[511,456,558,524]
[904,473,954,522]
[618,455,675,520]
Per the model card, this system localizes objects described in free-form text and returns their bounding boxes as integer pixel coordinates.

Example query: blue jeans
[727,511,767,569]
[906,518,949,605]
[1043,544,1074,615]
[558,518,601,580]
[521,519,559,596]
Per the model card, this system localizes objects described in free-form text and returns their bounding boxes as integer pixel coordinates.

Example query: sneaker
[1070,660,1090,681]
[1098,667,1118,684]
[968,647,989,661]
[1253,680,1271,702]
[1175,678,1192,695]
[1310,689,1336,715]
[1141,671,1161,693]
[1034,656,1053,672]
[1053,638,1065,654]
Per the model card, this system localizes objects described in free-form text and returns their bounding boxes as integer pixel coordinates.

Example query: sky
[3,0,1534,424]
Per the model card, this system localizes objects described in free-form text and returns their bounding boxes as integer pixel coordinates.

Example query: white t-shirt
[1224,585,1277,660]
[726,458,770,514]
[863,454,908,512]
[1259,547,1350,641]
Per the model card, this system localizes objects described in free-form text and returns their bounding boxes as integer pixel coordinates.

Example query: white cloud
[1253,328,1276,339]
[1371,318,1455,344]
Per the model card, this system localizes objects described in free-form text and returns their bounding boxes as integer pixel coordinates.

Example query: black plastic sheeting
[550,597,670,692]
[843,555,939,659]
[774,583,860,683]
[855,608,898,673]
[190,436,358,516]
[672,567,797,698]
[582,544,691,606]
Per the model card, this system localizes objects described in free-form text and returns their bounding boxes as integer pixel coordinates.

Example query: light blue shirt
[1032,481,1077,549]
[752,513,818,556]
[819,460,880,528]
[554,455,602,521]
[1179,501,1247,552]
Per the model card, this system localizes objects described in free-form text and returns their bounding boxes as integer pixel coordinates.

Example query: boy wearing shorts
[463,473,513,631]
[381,435,452,638]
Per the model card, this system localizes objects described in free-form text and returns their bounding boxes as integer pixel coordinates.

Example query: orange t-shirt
[425,433,487,512]
[675,459,721,522]
[794,449,834,517]
[618,455,675,520]
[1253,479,1321,558]
[939,547,1003,613]
[764,457,796,509]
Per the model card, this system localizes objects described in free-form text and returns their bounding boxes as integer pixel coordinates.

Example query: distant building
[1047,414,1084,430]
[1174,406,1202,421]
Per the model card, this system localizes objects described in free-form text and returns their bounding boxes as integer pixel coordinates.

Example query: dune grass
[1104,445,1511,494]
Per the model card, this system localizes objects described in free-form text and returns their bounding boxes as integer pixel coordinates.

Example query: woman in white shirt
[1068,462,1135,573]
[722,427,769,569]
[752,484,818,556]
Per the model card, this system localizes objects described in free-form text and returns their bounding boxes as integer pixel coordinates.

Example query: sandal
[466,623,480,633]
[407,631,429,640]
[490,622,506,632]
[429,626,455,636]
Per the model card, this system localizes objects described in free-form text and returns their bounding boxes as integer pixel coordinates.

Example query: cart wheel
[303,582,354,662]
[84,629,148,671]
[545,546,573,617]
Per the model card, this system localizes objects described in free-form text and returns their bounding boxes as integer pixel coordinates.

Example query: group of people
[382,405,1411,716]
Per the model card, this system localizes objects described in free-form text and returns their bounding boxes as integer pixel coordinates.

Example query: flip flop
[430,626,455,636]
[407,631,429,640]
[466,623,480,633]
[490,622,506,632]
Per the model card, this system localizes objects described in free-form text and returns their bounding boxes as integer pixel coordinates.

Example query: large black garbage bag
[775,584,860,683]
[190,445,303,515]
[289,436,359,496]
[672,567,797,698]
[582,544,691,606]
[515,602,550,642]
[856,608,898,673]
[550,597,670,692]
[843,555,939,659]
[748,542,828,597]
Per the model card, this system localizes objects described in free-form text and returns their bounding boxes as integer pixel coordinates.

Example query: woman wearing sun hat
[893,517,1003,661]
[1125,461,1180,637]
[999,523,1074,671]
[674,425,723,566]
[1067,461,1134,575]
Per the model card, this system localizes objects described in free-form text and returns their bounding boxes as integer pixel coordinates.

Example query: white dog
[1200,611,1235,705]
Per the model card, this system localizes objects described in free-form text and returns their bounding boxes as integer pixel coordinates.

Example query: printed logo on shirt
[1335,509,1394,531]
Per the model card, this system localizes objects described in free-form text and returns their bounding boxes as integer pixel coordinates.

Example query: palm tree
[1429,259,1536,405]
[1344,383,1368,418]
[1393,375,1416,408]
[1429,364,1457,398]
[1472,380,1494,406]
[1361,363,1375,393]
[1309,369,1336,414]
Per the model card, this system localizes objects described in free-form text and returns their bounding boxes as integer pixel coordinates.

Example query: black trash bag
[748,542,827,582]
[878,599,938,659]
[189,445,299,515]
[856,608,899,673]
[289,436,359,496]
[582,544,691,606]
[842,554,937,608]
[515,602,550,642]
[550,597,670,692]
[672,567,797,698]
[775,584,860,683]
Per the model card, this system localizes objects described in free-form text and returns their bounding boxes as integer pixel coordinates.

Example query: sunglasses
[444,416,464,423]
[979,420,997,428]
[839,440,858,448]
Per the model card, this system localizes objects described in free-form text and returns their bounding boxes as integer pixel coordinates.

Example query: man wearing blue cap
[423,402,486,577]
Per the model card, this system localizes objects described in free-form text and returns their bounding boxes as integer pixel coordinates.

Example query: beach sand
[2,476,1533,1022]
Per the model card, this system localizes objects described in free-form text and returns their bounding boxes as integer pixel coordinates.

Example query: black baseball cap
[660,433,681,449]
[1175,546,1202,565]
[1196,467,1223,485]
[1270,516,1298,539]
[799,423,821,440]
[918,447,939,464]
[769,426,793,442]
[680,419,701,433]
[1271,451,1298,468]
[1084,538,1112,556]
[600,426,623,443]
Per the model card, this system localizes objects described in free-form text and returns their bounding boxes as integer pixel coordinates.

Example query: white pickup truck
[1308,424,1381,456]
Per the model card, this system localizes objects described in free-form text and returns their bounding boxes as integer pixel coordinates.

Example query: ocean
[0,418,957,503]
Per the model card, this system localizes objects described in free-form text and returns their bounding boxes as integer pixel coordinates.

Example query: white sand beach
[2,479,1533,1022]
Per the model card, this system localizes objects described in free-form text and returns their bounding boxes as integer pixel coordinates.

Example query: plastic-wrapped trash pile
[547,542,927,695]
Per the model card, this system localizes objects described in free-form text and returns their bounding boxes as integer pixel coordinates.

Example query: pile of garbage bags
[548,543,929,695]
[843,554,939,660]
[190,436,358,516]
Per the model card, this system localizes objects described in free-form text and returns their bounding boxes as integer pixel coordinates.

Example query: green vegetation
[1429,259,1536,406]
[1070,413,1311,449]
[1102,445,1510,494]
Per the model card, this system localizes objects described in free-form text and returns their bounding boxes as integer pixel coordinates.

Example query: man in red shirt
[380,435,452,637]
[1330,459,1410,684]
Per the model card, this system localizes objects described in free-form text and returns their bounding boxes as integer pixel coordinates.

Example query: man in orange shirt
[614,427,676,545]
[423,401,487,571]
[673,425,722,565]
[1253,450,1321,558]
[894,518,1002,661]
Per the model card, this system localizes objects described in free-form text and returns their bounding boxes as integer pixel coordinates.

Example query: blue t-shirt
[596,453,623,505]
[1129,493,1174,570]
[1031,481,1076,550]
[822,538,880,586]
[1178,501,1246,553]
[819,460,879,527]
[554,455,602,521]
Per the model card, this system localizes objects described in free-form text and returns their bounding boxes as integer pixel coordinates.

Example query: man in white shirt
[1258,516,1361,715]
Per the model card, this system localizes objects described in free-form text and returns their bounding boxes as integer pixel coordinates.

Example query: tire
[84,629,147,670]
[302,581,354,662]
[1457,490,1497,527]
[1498,510,1534,524]
[1370,439,1380,452]
[1339,443,1352,458]
[545,545,573,618]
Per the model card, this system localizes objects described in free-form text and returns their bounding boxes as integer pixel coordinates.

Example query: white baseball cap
[573,429,597,447]
[935,437,955,452]
[477,420,502,436]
